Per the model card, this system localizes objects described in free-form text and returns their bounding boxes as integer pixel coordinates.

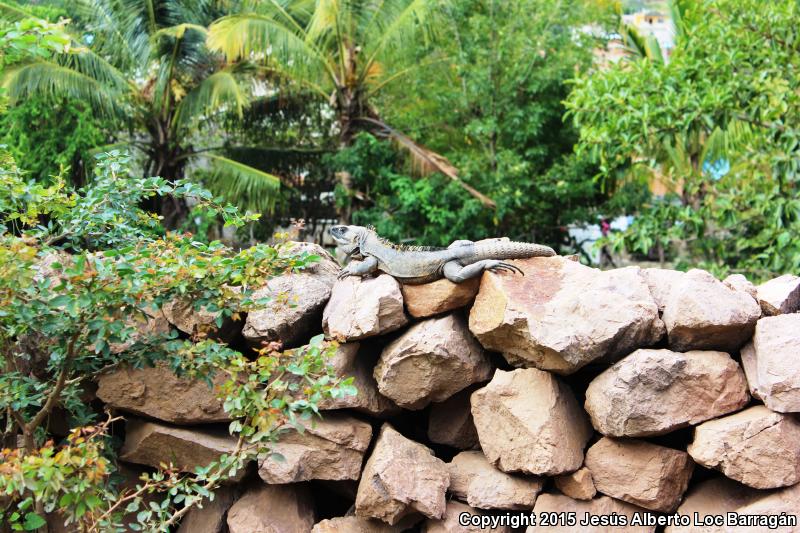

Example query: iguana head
[329,225,370,258]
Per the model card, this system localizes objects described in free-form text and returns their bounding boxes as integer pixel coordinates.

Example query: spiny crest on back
[362,225,442,252]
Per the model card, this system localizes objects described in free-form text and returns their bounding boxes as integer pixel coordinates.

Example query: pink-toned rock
[584,349,750,437]
[554,467,596,501]
[401,277,480,318]
[177,486,238,533]
[471,369,593,475]
[469,258,663,374]
[226,483,315,533]
[757,274,800,316]
[355,424,449,525]
[661,269,761,352]
[687,405,800,489]
[448,451,544,510]
[312,516,402,533]
[96,363,229,425]
[428,389,480,449]
[422,500,511,533]
[318,343,399,417]
[665,477,764,533]
[641,268,686,312]
[528,494,655,533]
[258,413,372,483]
[740,314,800,413]
[733,482,800,528]
[723,274,758,300]
[323,273,409,341]
[243,242,339,348]
[375,313,492,409]
[585,437,693,513]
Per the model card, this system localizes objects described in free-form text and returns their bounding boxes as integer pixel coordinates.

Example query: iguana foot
[337,256,379,280]
[487,261,524,275]
[443,259,524,283]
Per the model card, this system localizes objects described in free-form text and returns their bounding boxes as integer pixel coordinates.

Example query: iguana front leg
[338,256,379,280]
[443,259,523,283]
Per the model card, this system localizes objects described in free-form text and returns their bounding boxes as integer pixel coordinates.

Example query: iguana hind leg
[338,256,378,279]
[442,259,523,283]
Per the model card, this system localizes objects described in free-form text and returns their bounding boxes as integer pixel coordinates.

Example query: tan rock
[312,516,402,533]
[108,307,171,353]
[323,273,409,341]
[585,437,693,513]
[162,297,241,342]
[226,483,315,533]
[375,313,492,409]
[177,485,238,533]
[428,389,479,449]
[665,477,763,533]
[687,405,800,489]
[723,274,758,300]
[448,450,544,510]
[733,482,800,527]
[584,349,750,437]
[469,258,663,374]
[96,363,229,425]
[757,274,800,315]
[662,269,761,352]
[471,369,593,475]
[401,277,480,318]
[258,413,372,483]
[554,467,596,501]
[120,419,250,480]
[243,242,339,348]
[355,424,450,525]
[318,343,399,417]
[422,500,511,533]
[741,314,800,413]
[641,268,686,312]
[528,494,655,533]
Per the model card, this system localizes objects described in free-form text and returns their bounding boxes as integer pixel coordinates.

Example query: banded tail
[473,240,556,260]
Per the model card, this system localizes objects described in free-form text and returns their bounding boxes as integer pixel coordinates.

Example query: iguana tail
[473,240,556,260]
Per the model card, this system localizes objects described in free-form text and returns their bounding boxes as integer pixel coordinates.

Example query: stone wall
[96,246,800,532]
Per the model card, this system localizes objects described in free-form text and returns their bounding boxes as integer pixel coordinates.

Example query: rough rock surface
[661,269,761,352]
[740,314,800,412]
[355,424,449,525]
[584,349,749,437]
[317,343,399,417]
[640,268,686,312]
[723,274,758,300]
[108,308,171,353]
[96,363,229,425]
[162,297,240,341]
[665,477,763,533]
[312,516,402,533]
[528,494,655,533]
[733,482,800,525]
[469,258,663,374]
[471,368,592,475]
[243,242,339,348]
[375,313,492,409]
[258,413,372,483]
[427,389,480,449]
[585,437,694,513]
[401,277,480,318]
[554,467,596,501]
[177,485,237,533]
[422,501,511,533]
[448,451,544,510]
[687,405,800,489]
[120,420,248,479]
[757,274,800,315]
[226,483,315,533]
[323,273,409,341]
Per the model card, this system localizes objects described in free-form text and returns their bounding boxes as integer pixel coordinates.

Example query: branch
[25,330,79,437]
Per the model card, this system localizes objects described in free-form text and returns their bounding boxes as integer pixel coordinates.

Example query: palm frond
[151,23,208,42]
[174,69,248,131]
[199,153,283,214]
[0,1,33,21]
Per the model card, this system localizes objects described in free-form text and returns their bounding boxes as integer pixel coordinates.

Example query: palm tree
[207,0,495,221]
[2,0,282,224]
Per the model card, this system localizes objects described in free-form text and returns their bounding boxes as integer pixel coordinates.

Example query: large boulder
[375,313,492,409]
[422,501,511,533]
[258,413,372,483]
[584,349,749,437]
[177,486,238,533]
[355,424,450,525]
[757,274,800,315]
[585,437,694,513]
[243,242,339,348]
[471,368,592,475]
[96,363,230,425]
[527,494,655,533]
[317,343,399,417]
[469,258,663,374]
[226,483,315,533]
[312,516,402,533]
[323,273,409,341]
[401,277,480,318]
[661,269,761,352]
[554,467,597,501]
[740,314,800,412]
[687,405,800,489]
[427,388,480,450]
[447,451,544,510]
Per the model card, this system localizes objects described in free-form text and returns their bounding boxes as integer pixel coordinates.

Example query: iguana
[329,225,556,284]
